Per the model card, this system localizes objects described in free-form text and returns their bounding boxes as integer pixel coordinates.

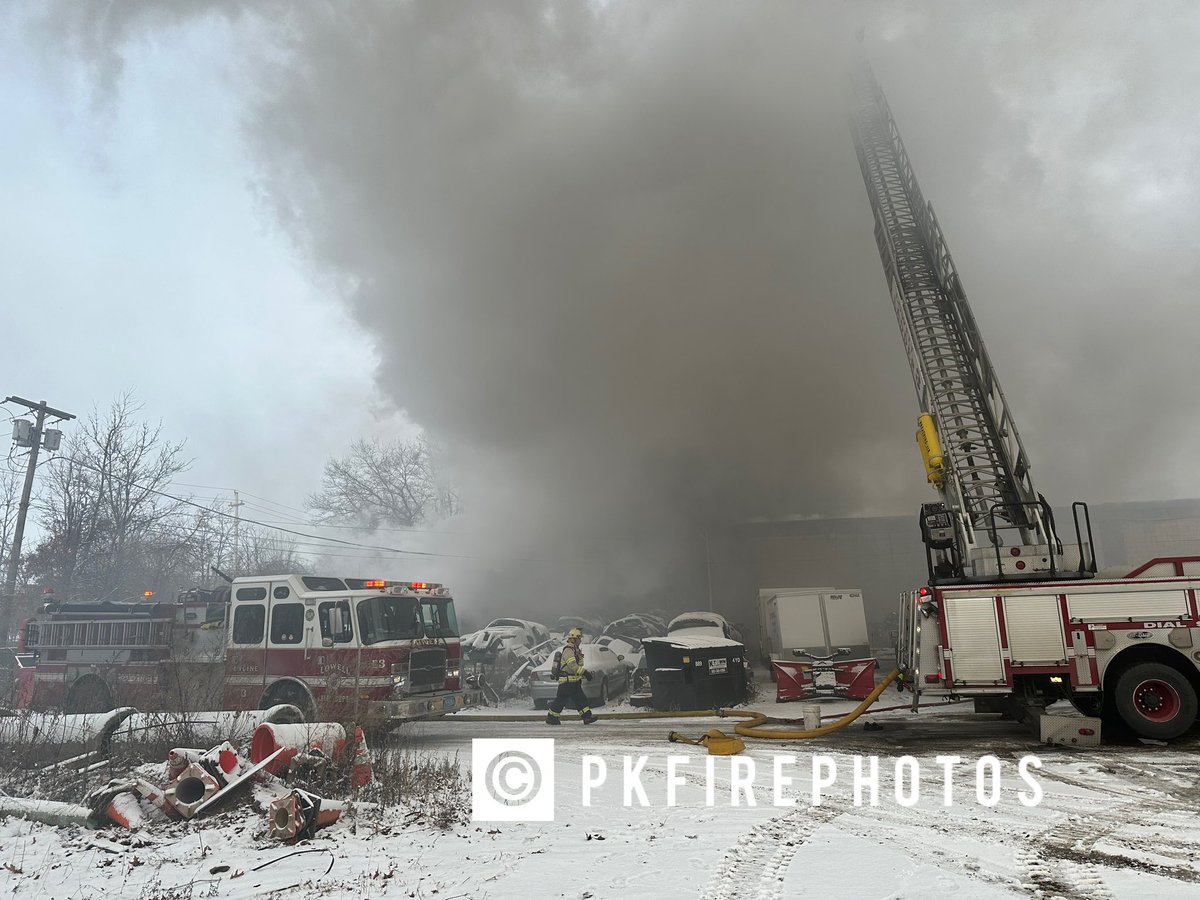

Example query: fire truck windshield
[356,595,461,644]
[356,596,422,645]
[421,598,458,638]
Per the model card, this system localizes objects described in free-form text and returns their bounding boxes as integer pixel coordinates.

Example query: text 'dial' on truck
[851,48,1200,740]
[12,575,483,726]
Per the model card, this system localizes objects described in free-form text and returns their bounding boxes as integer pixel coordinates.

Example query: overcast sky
[2,1,1198,610]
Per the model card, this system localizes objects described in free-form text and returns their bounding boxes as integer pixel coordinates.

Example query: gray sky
[3,1,1198,613]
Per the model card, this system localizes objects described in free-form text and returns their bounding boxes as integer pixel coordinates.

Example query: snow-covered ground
[3,698,1200,899]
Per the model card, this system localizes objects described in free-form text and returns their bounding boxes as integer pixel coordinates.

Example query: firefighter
[546,627,598,725]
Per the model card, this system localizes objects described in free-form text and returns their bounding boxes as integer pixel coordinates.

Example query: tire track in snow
[700,804,841,900]
[1015,761,1200,894]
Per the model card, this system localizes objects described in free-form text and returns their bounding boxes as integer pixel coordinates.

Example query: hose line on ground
[721,668,901,740]
[434,668,903,733]
[437,708,731,723]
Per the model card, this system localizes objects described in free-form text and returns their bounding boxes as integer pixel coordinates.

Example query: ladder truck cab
[849,52,1200,739]
[15,574,482,725]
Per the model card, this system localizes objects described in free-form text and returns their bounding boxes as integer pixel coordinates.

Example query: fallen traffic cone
[167,748,204,781]
[133,777,182,821]
[351,725,374,788]
[103,792,145,830]
[201,740,241,778]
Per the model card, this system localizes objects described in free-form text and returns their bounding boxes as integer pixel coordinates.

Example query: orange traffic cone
[351,725,374,788]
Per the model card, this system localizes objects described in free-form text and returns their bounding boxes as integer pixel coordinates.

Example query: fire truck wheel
[66,676,114,715]
[260,681,316,722]
[1114,662,1198,740]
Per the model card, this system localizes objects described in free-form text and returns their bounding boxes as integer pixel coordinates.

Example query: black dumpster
[641,636,748,710]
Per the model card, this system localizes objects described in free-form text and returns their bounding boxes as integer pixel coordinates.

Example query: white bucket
[802,705,822,731]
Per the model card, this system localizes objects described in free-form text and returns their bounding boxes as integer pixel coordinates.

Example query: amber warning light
[143,590,154,598]
[364,580,387,589]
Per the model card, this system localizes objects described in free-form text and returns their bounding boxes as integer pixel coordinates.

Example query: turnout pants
[548,680,591,718]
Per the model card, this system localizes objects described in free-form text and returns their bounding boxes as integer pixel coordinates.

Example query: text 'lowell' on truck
[850,51,1200,741]
[12,575,482,726]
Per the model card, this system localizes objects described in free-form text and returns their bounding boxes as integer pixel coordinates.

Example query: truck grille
[409,647,447,692]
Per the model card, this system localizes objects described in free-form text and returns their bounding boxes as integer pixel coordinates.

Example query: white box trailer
[757,587,872,665]
[758,587,876,701]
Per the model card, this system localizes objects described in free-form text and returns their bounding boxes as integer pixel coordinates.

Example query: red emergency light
[143,590,154,598]
[410,581,429,590]
[364,580,387,589]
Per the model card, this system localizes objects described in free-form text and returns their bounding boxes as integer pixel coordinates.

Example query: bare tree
[307,435,459,528]
[0,465,21,590]
[26,395,191,601]
[237,527,312,576]
[166,501,312,585]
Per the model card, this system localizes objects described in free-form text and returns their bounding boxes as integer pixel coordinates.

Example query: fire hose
[435,667,917,742]
[719,667,900,740]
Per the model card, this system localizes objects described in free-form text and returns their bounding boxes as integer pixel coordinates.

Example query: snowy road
[2,703,1199,899]
[399,704,1200,899]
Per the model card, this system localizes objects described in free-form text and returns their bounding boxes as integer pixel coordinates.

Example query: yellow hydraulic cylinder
[916,413,945,485]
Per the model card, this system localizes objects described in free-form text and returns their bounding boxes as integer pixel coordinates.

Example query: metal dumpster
[641,636,748,710]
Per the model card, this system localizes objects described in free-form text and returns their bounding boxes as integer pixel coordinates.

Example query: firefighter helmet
[567,627,583,642]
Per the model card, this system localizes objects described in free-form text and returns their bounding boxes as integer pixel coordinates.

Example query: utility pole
[2,396,75,646]
[231,490,245,575]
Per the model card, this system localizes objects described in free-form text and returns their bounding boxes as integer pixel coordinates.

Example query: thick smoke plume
[30,1,1200,618]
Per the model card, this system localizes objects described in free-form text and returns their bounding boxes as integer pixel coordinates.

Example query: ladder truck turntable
[851,55,1200,740]
[13,574,483,725]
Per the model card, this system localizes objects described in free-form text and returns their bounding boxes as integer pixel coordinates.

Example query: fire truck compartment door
[1003,595,1068,665]
[1065,589,1190,623]
[943,596,1004,683]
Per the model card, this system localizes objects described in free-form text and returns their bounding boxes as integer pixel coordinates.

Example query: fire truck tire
[1113,662,1198,740]
[66,676,114,715]
[260,681,316,722]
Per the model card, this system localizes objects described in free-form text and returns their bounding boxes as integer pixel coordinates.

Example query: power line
[47,456,589,566]
[168,481,311,516]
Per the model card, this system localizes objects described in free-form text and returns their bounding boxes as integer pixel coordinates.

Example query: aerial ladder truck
[849,55,1200,740]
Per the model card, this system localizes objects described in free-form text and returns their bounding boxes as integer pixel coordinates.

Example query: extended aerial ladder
[849,56,1097,585]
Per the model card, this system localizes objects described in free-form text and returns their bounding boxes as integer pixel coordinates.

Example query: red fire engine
[13,575,482,724]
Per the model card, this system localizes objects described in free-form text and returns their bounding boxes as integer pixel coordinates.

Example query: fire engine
[12,575,482,724]
[850,52,1200,740]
